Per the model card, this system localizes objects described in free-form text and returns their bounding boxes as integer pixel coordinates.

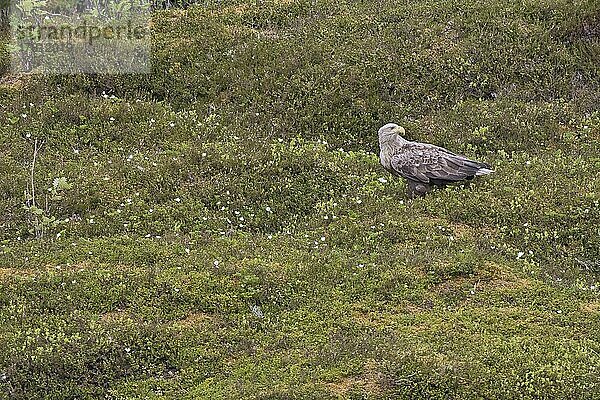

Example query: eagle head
[378,123,406,145]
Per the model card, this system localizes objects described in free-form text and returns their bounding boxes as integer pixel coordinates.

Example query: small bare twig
[24,137,46,238]
[30,138,39,208]
[575,257,600,271]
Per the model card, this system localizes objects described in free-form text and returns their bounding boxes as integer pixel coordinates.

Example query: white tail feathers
[475,168,495,176]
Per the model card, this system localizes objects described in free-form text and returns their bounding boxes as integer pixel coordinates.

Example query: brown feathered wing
[390,143,491,185]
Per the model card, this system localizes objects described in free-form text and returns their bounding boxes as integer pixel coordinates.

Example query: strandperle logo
[13,19,147,44]
[9,0,151,73]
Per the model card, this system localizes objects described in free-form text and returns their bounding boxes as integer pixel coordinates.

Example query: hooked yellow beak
[393,126,406,135]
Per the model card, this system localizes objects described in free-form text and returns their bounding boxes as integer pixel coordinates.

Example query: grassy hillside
[1,0,600,398]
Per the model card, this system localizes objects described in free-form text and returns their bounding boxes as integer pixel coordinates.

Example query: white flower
[378,177,388,183]
[266,206,272,212]
[517,251,524,259]
[175,197,181,202]
[320,236,325,241]
[213,260,220,267]
[250,304,264,318]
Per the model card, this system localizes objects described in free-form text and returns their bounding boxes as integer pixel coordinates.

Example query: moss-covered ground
[1,0,599,398]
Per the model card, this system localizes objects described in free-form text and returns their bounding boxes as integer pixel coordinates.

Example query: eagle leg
[406,179,432,198]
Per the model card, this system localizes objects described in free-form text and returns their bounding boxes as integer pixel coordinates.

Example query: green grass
[1,0,600,398]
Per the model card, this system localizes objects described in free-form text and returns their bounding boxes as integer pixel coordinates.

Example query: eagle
[378,123,494,198]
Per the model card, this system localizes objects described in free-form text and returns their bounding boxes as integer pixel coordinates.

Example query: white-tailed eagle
[378,123,494,198]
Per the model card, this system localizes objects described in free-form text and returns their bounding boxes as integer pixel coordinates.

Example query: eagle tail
[475,168,494,176]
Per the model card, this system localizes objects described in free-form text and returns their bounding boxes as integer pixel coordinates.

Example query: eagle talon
[406,180,432,198]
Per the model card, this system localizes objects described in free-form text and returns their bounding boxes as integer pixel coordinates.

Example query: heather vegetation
[1,0,599,398]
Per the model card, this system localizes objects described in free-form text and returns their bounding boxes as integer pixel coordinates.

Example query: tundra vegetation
[0,0,599,398]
